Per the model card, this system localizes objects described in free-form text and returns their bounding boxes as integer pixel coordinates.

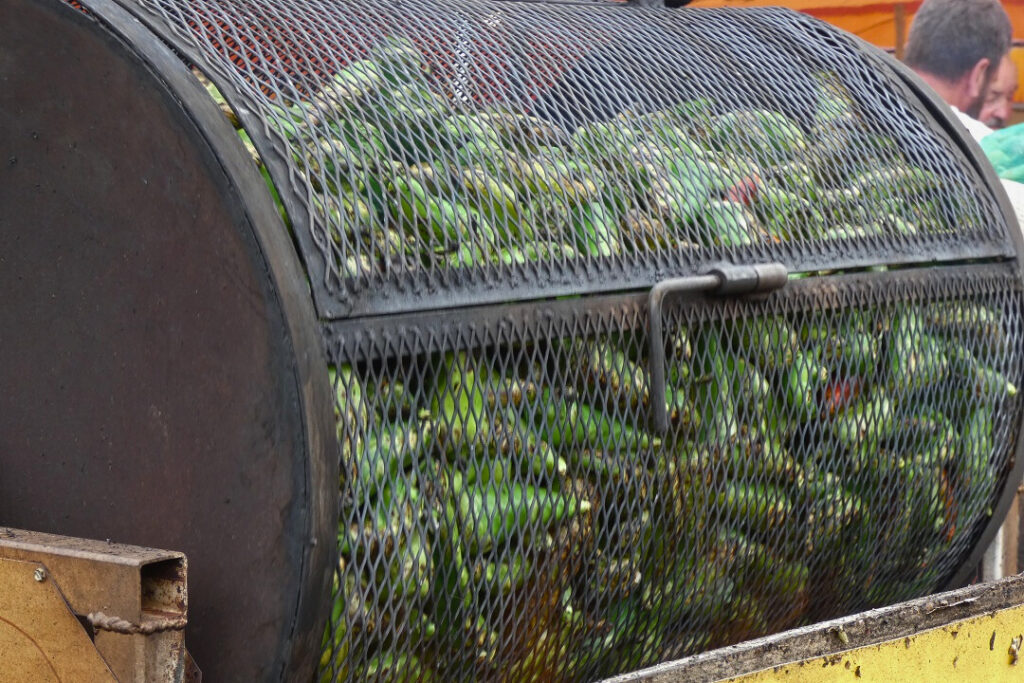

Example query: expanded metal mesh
[65,0,1024,678]
[117,0,1012,317]
[320,265,1024,682]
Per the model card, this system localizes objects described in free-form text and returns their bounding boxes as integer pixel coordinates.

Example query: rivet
[33,567,46,582]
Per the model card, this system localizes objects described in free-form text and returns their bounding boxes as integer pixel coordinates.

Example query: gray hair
[904,0,1011,82]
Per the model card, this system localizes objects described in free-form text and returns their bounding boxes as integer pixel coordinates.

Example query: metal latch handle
[648,263,788,434]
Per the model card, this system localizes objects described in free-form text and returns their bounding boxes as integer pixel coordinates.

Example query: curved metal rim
[848,36,1024,590]
[70,0,337,677]
[88,1,342,320]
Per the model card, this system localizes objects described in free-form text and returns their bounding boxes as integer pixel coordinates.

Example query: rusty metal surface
[604,573,1024,683]
[0,0,337,680]
[0,557,118,682]
[0,527,188,682]
[0,528,186,622]
[185,651,203,683]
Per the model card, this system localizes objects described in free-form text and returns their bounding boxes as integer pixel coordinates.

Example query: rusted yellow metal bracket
[607,574,1024,683]
[0,527,199,682]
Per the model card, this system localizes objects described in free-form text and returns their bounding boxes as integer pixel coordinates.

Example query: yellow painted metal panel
[723,603,1024,682]
[0,557,117,681]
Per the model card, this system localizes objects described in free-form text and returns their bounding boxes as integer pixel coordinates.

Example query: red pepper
[725,174,761,206]
[823,377,861,416]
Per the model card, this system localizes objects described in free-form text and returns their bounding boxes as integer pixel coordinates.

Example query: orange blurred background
[687,0,1024,124]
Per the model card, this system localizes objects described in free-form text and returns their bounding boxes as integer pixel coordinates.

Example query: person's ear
[967,58,992,100]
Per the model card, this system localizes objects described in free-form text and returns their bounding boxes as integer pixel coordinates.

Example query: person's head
[904,0,1012,118]
[980,55,1019,129]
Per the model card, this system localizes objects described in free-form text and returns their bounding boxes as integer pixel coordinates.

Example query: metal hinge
[647,263,788,434]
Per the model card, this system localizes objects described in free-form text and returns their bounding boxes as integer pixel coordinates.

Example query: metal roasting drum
[2,0,1024,680]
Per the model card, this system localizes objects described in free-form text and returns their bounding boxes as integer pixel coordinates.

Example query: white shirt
[951,106,996,141]
[951,107,1024,227]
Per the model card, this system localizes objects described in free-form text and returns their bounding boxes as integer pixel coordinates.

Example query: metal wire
[321,265,1024,682]
[116,0,1012,318]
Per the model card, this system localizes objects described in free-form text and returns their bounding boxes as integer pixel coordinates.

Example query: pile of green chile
[320,298,1016,680]
[192,39,1010,680]
[260,38,946,276]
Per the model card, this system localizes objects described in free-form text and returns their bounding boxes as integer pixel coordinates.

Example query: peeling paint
[703,602,1024,682]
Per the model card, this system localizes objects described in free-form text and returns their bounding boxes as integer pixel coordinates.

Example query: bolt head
[33,567,46,582]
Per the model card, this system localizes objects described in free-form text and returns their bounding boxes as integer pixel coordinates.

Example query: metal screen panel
[112,0,1013,317]
[320,264,1024,682]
